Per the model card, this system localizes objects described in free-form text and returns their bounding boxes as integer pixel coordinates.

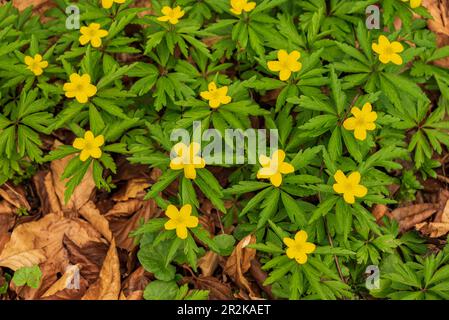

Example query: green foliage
[11,265,42,289]
[1,0,449,300]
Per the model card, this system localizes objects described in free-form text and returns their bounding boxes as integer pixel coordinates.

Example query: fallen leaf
[107,199,158,251]
[185,276,233,300]
[198,251,220,277]
[390,204,437,231]
[82,239,121,300]
[79,201,113,242]
[224,234,257,298]
[33,171,63,215]
[0,184,31,211]
[423,0,449,68]
[50,141,96,215]
[120,266,150,299]
[112,179,151,202]
[104,199,143,219]
[372,204,389,221]
[42,264,81,298]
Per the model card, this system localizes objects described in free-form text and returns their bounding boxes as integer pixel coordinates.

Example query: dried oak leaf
[198,251,220,277]
[416,198,449,237]
[33,171,63,215]
[82,239,121,300]
[120,266,150,300]
[41,264,84,298]
[186,276,233,300]
[0,185,31,211]
[224,234,258,298]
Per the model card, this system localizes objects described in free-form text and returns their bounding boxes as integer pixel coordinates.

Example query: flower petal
[270,172,282,187]
[294,230,308,243]
[176,226,188,239]
[166,205,180,219]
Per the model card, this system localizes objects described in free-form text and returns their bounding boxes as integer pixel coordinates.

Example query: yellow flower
[283,230,316,265]
[401,0,422,8]
[200,82,232,109]
[73,131,105,162]
[343,103,377,141]
[257,149,294,187]
[267,50,302,81]
[372,35,404,65]
[24,54,48,76]
[333,170,368,204]
[157,6,185,25]
[230,0,256,15]
[164,204,199,239]
[63,73,97,104]
[101,0,125,9]
[170,142,206,179]
[79,23,109,48]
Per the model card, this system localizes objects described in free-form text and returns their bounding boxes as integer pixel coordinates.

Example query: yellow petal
[80,74,92,84]
[279,69,292,81]
[353,184,368,198]
[243,2,256,12]
[294,230,308,243]
[180,204,192,217]
[200,91,212,100]
[273,149,286,163]
[303,242,316,254]
[94,135,105,147]
[391,41,404,53]
[390,54,403,65]
[91,37,102,48]
[270,172,282,187]
[85,84,97,97]
[164,219,177,231]
[184,165,197,179]
[170,157,184,170]
[185,215,199,228]
[79,149,90,162]
[283,237,295,247]
[24,56,34,66]
[378,35,390,47]
[354,127,367,141]
[279,162,294,174]
[84,131,95,141]
[334,170,346,184]
[70,73,81,83]
[89,147,102,159]
[278,49,289,61]
[157,16,170,22]
[343,117,356,131]
[286,247,297,259]
[176,226,188,239]
[102,0,113,9]
[220,95,232,105]
[166,205,180,219]
[259,154,271,166]
[347,171,361,185]
[295,253,308,264]
[333,182,346,194]
[76,93,89,104]
[209,99,221,109]
[410,0,422,8]
[343,192,355,204]
[379,53,392,64]
[39,61,49,69]
[73,138,86,150]
[267,61,281,72]
[161,6,172,15]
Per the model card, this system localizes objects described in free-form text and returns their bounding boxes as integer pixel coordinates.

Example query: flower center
[168,10,176,18]
[89,30,97,37]
[31,62,40,70]
[76,83,85,91]
[84,141,94,150]
[174,216,187,225]
[355,117,366,127]
[384,46,394,55]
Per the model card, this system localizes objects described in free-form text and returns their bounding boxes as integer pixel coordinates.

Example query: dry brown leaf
[372,204,390,221]
[423,0,449,68]
[63,236,108,284]
[112,179,150,202]
[79,201,113,242]
[390,204,437,231]
[0,184,31,211]
[198,251,219,277]
[51,141,96,215]
[0,213,102,271]
[107,199,157,251]
[33,171,63,215]
[41,264,81,298]
[104,199,143,219]
[120,266,149,300]
[224,234,257,298]
[186,276,233,300]
[417,199,449,237]
[82,239,121,300]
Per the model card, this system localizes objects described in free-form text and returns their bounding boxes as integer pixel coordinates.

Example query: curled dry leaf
[224,234,258,298]
[120,266,149,300]
[198,251,220,277]
[372,204,390,221]
[107,199,158,251]
[0,184,31,211]
[33,171,63,215]
[112,178,151,202]
[82,239,121,300]
[0,213,102,271]
[390,203,437,231]
[50,141,96,216]
[417,199,449,237]
[79,201,113,242]
[186,276,233,300]
[423,0,449,68]
[41,264,81,298]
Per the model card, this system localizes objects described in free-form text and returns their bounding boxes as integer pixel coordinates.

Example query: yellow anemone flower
[401,0,422,8]
[267,50,302,81]
[24,54,48,76]
[157,6,185,25]
[343,103,377,141]
[73,131,105,162]
[63,73,97,104]
[170,142,206,179]
[79,23,109,48]
[200,82,232,109]
[101,0,125,9]
[164,204,199,239]
[283,230,316,265]
[333,170,368,204]
[230,0,256,15]
[372,35,404,65]
[257,149,294,187]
